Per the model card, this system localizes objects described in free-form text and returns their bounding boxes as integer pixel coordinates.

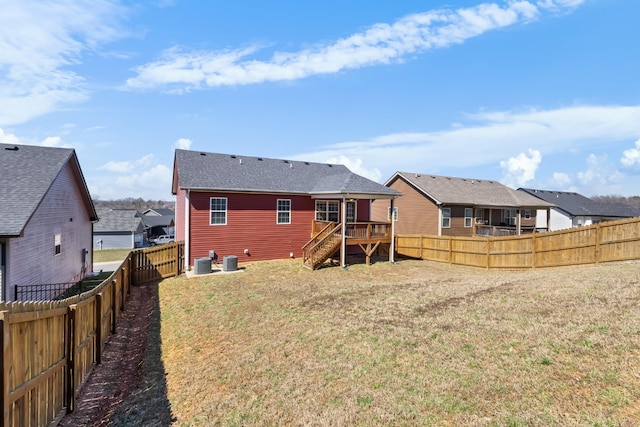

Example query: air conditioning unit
[223,255,238,272]
[194,257,212,275]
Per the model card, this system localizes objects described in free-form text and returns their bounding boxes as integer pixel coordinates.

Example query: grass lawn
[93,248,133,263]
[155,258,640,426]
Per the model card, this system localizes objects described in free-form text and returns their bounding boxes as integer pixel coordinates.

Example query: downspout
[341,196,347,268]
[185,189,191,270]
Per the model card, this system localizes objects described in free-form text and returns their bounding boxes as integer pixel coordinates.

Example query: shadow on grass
[109,282,175,426]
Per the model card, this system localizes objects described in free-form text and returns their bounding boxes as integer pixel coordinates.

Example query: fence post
[532,233,537,269]
[0,315,7,427]
[66,305,76,413]
[111,280,117,334]
[95,294,102,365]
[175,242,180,277]
[486,238,490,270]
[595,223,601,265]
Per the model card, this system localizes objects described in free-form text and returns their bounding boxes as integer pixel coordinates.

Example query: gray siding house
[0,143,98,301]
[93,209,146,249]
[519,188,640,231]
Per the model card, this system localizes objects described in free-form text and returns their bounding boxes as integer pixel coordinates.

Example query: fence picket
[397,217,640,269]
[0,241,184,427]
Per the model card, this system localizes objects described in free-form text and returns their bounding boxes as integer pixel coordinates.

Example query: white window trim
[210,197,228,226]
[442,207,451,229]
[464,208,473,228]
[277,199,291,224]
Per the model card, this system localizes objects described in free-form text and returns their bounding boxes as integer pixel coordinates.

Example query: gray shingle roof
[519,188,640,217]
[94,209,145,233]
[0,143,97,236]
[173,149,400,198]
[391,172,555,208]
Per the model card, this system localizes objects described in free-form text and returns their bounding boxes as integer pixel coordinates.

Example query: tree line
[93,197,174,212]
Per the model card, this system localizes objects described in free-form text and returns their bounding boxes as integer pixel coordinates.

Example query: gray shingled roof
[0,143,97,236]
[519,188,640,217]
[391,172,555,208]
[94,209,145,233]
[173,149,400,198]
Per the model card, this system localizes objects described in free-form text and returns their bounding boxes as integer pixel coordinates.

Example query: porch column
[546,207,551,231]
[390,198,395,264]
[341,197,347,268]
[516,209,522,235]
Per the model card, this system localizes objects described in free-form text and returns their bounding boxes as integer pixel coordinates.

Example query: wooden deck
[304,221,392,269]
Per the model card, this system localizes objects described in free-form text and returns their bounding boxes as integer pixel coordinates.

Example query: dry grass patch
[159,258,640,426]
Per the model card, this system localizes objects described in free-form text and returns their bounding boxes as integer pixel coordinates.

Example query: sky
[1,0,639,201]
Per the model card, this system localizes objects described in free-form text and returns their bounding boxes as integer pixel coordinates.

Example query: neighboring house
[372,172,555,237]
[140,208,175,239]
[0,143,98,301]
[93,209,146,249]
[519,188,640,231]
[172,149,400,269]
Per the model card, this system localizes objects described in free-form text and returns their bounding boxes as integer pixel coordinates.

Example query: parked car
[150,234,174,245]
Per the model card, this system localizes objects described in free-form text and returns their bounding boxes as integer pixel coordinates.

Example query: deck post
[341,197,347,268]
[390,198,396,264]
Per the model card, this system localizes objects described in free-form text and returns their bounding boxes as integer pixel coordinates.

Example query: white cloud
[0,128,20,144]
[0,0,129,125]
[500,149,542,187]
[549,172,572,188]
[126,1,583,90]
[576,154,623,193]
[295,105,640,183]
[325,155,382,182]
[620,138,640,169]
[99,154,155,173]
[174,138,193,150]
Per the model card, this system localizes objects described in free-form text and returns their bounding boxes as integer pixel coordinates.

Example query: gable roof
[519,188,640,217]
[94,209,145,233]
[0,143,98,237]
[142,208,174,217]
[172,149,400,199]
[389,172,554,208]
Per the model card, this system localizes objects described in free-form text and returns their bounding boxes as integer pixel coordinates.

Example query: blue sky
[1,0,639,200]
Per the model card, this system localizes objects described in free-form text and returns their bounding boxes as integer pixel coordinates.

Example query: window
[210,197,227,225]
[346,201,356,223]
[464,208,473,227]
[502,209,517,225]
[54,231,61,255]
[524,209,531,220]
[442,208,451,228]
[277,199,291,224]
[315,200,339,222]
[475,208,484,224]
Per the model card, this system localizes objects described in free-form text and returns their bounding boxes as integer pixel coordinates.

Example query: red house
[172,149,400,269]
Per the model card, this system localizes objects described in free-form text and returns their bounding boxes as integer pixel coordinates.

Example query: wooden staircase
[302,222,342,270]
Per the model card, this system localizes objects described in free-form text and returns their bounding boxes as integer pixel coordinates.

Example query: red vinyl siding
[187,192,316,265]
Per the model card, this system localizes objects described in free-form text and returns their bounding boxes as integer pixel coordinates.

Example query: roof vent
[328,164,333,168]
[230,155,236,159]
[290,163,293,169]
[258,158,263,161]
[239,158,242,165]
[304,162,309,165]
[4,146,19,151]
[200,152,206,156]
[283,160,289,163]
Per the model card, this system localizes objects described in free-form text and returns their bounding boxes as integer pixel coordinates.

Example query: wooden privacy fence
[0,242,184,427]
[396,216,640,269]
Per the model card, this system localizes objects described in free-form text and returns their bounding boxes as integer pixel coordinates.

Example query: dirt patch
[59,283,158,426]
